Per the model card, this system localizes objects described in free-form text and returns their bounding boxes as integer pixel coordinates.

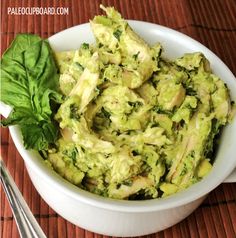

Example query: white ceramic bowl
[1,21,236,237]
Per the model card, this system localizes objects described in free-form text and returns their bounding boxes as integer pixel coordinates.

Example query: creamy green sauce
[48,5,234,199]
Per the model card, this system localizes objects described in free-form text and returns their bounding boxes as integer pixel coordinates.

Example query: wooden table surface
[1,0,236,237]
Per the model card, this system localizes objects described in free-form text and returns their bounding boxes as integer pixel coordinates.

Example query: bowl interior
[8,21,236,212]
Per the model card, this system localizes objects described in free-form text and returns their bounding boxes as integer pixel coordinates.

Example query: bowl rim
[7,20,236,213]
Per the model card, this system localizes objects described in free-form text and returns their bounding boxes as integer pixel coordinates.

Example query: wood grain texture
[1,0,236,237]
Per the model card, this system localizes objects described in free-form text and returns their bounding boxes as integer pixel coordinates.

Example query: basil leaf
[1,34,62,150]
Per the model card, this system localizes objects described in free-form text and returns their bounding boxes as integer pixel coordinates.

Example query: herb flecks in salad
[1,6,235,200]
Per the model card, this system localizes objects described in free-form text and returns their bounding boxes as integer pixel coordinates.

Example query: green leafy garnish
[0,34,62,150]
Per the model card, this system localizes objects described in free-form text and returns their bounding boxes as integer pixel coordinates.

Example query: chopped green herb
[133,51,140,60]
[70,104,81,120]
[113,29,122,41]
[81,43,89,49]
[101,107,111,119]
[75,62,84,71]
